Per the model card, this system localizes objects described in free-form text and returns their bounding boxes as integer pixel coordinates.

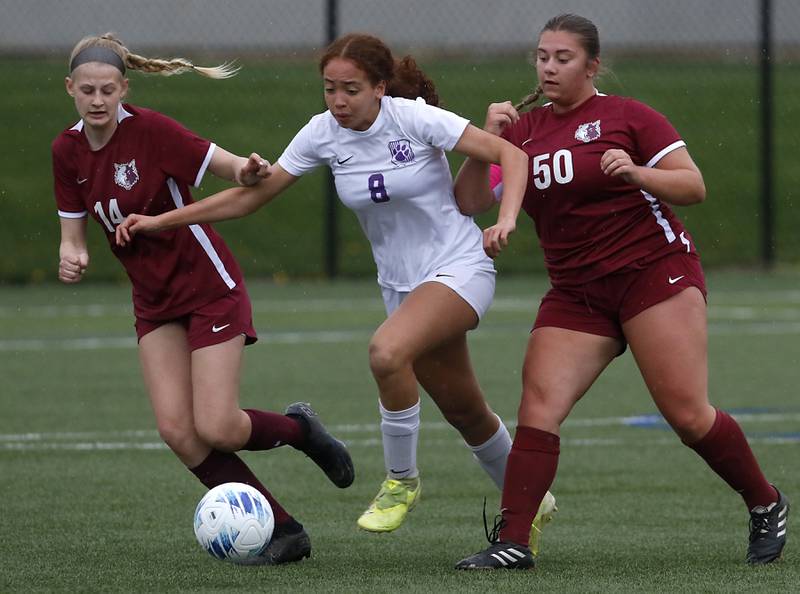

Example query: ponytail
[514,86,543,112]
[69,33,239,79]
[387,55,440,107]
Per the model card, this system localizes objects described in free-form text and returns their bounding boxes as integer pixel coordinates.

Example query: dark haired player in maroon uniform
[52,33,354,565]
[453,14,788,569]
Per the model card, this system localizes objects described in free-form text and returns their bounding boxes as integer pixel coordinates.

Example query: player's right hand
[58,252,89,284]
[484,101,519,136]
[115,214,158,247]
[482,218,516,258]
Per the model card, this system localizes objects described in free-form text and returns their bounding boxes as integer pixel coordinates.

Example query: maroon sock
[243,409,305,451]
[688,409,776,510]
[190,449,293,525]
[498,426,560,547]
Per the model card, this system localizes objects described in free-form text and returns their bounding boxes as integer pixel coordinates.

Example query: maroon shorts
[534,251,707,347]
[135,283,258,351]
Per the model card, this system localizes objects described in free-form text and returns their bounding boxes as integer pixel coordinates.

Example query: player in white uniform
[281,94,493,311]
[117,33,557,546]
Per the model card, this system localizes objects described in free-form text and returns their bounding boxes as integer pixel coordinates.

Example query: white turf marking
[4,413,798,442]
[0,330,372,352]
[4,294,800,318]
[4,320,800,352]
[2,416,798,452]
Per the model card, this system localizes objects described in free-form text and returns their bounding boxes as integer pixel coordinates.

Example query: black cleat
[455,541,534,570]
[285,402,355,488]
[260,522,311,565]
[747,487,789,564]
[455,501,535,570]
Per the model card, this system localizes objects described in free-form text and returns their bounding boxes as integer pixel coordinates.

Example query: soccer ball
[193,482,275,564]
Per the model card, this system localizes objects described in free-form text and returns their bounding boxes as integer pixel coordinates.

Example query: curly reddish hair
[319,33,440,106]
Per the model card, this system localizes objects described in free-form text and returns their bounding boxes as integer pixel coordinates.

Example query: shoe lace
[749,513,771,540]
[482,497,506,545]
[374,479,410,509]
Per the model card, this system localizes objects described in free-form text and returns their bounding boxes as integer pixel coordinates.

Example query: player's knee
[520,380,553,412]
[519,381,565,428]
[194,416,243,452]
[665,404,714,442]
[157,419,199,457]
[368,338,406,378]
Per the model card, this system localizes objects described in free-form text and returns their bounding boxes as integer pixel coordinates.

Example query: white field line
[2,413,798,451]
[2,434,797,452]
[3,318,800,352]
[2,294,800,318]
[0,330,373,351]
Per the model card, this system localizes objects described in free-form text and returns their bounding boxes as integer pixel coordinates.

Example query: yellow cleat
[529,490,557,556]
[357,477,421,532]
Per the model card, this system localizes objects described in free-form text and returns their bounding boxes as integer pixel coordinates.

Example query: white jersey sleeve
[277,118,326,177]
[405,97,470,151]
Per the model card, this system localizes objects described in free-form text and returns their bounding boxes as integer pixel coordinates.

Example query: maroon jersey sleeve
[147,110,213,187]
[51,135,86,215]
[624,99,684,167]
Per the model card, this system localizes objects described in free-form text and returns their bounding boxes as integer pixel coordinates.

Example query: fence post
[759,0,774,268]
[324,0,339,278]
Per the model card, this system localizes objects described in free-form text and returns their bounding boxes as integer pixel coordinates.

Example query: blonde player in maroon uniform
[453,14,788,569]
[52,33,354,565]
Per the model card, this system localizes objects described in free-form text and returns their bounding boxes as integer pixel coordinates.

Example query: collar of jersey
[546,89,604,118]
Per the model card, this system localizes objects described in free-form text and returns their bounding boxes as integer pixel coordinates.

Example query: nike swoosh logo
[390,468,410,475]
[668,275,685,284]
[211,323,231,333]
[77,178,88,184]
[337,156,353,165]
[521,138,534,146]
[435,273,454,278]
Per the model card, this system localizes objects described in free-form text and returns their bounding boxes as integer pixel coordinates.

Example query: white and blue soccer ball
[193,482,274,564]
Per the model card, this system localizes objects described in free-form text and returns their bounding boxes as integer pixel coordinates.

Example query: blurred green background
[2,57,799,284]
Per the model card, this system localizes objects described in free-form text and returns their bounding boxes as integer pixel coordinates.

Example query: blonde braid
[514,86,543,112]
[70,32,239,80]
[125,51,239,79]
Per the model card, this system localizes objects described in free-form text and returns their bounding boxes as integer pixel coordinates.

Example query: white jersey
[278,95,494,291]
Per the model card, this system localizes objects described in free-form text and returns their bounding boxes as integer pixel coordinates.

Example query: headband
[69,46,126,74]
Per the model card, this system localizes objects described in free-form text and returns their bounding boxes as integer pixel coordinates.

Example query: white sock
[379,399,420,480]
[467,414,511,490]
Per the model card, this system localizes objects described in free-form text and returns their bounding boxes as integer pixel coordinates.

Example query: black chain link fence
[1,0,798,281]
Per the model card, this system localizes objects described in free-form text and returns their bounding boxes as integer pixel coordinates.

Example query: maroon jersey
[499,93,696,286]
[52,104,243,320]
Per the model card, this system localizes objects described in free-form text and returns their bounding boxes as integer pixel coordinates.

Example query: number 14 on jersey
[94,199,124,232]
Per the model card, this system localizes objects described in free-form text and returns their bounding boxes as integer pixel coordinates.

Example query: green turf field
[2,57,799,283]
[2,271,798,592]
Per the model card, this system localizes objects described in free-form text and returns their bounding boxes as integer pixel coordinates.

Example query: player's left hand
[236,153,271,186]
[600,149,643,185]
[482,218,516,258]
[484,101,519,137]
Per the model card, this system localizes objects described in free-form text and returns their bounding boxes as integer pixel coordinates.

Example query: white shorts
[380,264,496,321]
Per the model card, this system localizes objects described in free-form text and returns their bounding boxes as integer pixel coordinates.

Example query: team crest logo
[113,159,139,190]
[388,139,415,166]
[575,120,601,143]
